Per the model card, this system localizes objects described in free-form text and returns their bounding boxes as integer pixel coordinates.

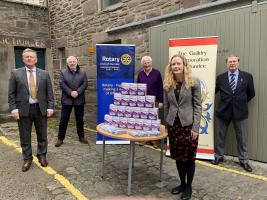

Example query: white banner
[169,36,218,160]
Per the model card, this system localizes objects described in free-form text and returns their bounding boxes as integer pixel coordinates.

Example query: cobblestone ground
[1,117,267,200]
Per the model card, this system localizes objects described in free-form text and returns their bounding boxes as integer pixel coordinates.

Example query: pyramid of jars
[104,82,161,132]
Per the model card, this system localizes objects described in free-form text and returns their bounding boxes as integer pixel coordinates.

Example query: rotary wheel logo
[121,54,132,65]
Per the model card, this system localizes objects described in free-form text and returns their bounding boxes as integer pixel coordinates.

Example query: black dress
[167,82,198,162]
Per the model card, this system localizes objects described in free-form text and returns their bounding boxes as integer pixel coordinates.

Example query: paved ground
[1,117,267,200]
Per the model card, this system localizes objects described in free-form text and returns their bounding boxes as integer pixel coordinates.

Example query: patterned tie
[229,73,236,92]
[29,70,37,99]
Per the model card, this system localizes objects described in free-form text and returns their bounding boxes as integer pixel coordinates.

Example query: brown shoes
[37,155,48,167]
[79,137,88,144]
[21,156,47,172]
[22,160,32,172]
[55,138,88,146]
[55,139,63,147]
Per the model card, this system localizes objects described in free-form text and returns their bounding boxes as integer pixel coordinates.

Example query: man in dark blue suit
[212,55,255,172]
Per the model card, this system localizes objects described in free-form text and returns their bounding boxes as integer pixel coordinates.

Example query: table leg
[101,135,106,179]
[160,138,164,181]
[132,142,135,168]
[128,141,135,196]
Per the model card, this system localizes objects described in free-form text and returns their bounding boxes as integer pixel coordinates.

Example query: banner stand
[96,44,135,144]
[169,36,218,160]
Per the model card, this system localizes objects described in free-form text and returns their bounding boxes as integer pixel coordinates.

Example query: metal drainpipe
[46,0,52,45]
[105,0,239,33]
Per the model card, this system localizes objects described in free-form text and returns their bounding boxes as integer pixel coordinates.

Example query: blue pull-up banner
[96,44,135,144]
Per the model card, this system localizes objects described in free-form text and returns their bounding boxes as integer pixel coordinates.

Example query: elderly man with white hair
[55,56,88,147]
[137,56,163,108]
[137,55,164,148]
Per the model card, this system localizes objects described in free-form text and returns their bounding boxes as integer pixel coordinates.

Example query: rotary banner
[96,44,135,144]
[169,36,218,159]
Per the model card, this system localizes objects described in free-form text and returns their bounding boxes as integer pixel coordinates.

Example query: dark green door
[14,47,46,69]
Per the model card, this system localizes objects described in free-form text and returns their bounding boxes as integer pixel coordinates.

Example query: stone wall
[48,0,209,124]
[0,1,49,38]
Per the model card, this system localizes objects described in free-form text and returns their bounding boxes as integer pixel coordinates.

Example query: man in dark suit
[55,56,88,147]
[8,48,54,172]
[212,55,255,172]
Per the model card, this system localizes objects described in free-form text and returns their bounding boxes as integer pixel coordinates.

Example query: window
[58,47,66,70]
[100,0,121,10]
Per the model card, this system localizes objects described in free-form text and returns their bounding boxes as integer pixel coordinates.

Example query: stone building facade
[48,0,211,124]
[0,0,214,123]
[0,0,52,118]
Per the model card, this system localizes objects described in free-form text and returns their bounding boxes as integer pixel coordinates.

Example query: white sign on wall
[6,0,47,7]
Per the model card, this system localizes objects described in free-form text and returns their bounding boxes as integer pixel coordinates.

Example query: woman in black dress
[163,54,202,200]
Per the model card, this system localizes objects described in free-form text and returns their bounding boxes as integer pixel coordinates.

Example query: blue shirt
[228,69,239,90]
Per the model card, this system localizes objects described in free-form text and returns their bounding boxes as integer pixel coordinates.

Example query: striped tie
[229,73,236,92]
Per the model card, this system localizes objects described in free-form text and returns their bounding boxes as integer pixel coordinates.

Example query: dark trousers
[18,104,47,161]
[58,105,85,140]
[215,116,249,164]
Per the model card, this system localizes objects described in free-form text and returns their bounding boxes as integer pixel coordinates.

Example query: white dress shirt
[26,66,38,104]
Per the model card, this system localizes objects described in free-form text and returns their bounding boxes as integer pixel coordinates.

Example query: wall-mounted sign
[0,35,50,48]
[5,0,47,7]
[87,45,95,53]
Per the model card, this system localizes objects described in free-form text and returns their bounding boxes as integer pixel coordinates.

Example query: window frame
[98,0,122,11]
[58,47,66,70]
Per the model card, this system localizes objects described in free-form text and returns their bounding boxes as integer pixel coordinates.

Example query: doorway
[14,47,46,69]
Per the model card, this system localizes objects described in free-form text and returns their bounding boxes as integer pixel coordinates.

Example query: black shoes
[181,186,192,200]
[211,157,224,165]
[212,157,252,172]
[171,184,185,195]
[171,184,192,200]
[240,162,252,172]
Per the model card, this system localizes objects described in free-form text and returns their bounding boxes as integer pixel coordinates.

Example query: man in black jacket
[55,56,88,147]
[212,55,255,172]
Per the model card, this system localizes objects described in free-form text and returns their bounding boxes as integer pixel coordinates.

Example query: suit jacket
[164,78,202,132]
[8,67,54,117]
[215,70,255,121]
[59,65,88,105]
